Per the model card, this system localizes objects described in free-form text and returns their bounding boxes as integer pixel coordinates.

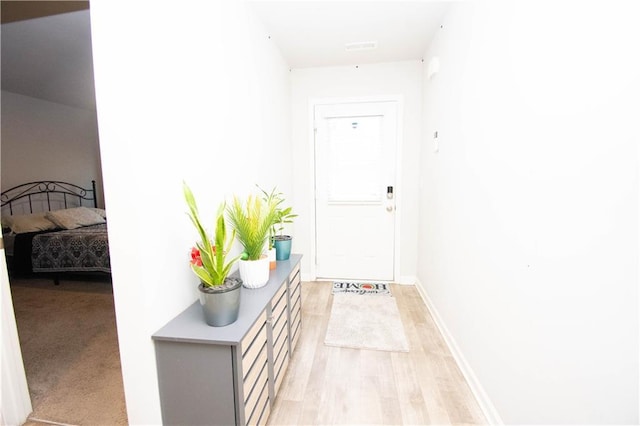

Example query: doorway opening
[1,3,127,424]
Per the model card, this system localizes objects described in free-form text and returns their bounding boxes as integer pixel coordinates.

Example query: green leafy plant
[256,185,280,248]
[183,182,241,287]
[274,204,297,237]
[226,194,277,261]
[257,185,298,241]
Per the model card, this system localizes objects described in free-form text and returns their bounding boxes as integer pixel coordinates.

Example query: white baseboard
[414,278,503,425]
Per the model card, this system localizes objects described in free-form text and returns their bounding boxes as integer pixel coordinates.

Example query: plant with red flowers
[184,182,241,287]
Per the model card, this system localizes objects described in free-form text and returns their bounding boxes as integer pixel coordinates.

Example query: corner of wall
[414,278,503,425]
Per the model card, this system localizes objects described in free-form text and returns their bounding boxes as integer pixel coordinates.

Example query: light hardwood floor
[268,282,487,425]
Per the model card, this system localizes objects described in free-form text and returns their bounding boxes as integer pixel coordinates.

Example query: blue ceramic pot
[273,236,292,261]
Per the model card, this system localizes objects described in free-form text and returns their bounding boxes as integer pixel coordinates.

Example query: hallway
[3,1,630,424]
[269,282,486,424]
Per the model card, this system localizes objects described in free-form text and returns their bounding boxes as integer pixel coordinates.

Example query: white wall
[89,1,291,423]
[0,91,103,206]
[419,1,639,424]
[291,61,422,282]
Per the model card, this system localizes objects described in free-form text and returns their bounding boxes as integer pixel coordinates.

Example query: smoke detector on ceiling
[345,41,377,51]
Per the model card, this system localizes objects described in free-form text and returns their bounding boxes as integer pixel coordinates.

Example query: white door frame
[307,95,404,282]
[1,244,32,426]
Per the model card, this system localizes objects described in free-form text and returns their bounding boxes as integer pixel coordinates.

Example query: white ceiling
[250,1,450,68]
[0,2,449,110]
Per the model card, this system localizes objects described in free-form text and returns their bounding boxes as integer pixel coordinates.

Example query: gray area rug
[324,293,409,352]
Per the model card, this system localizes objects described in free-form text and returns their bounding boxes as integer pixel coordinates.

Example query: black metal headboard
[1,180,98,215]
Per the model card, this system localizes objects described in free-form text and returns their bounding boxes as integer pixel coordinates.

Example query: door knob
[386,206,393,212]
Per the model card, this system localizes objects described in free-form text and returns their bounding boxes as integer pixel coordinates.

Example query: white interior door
[314,101,397,281]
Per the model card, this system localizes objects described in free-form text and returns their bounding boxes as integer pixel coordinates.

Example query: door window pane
[326,115,382,203]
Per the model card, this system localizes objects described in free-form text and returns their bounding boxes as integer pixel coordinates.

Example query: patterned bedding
[31,224,110,273]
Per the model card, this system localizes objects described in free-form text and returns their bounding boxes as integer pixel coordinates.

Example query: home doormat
[332,281,391,295]
[324,293,409,352]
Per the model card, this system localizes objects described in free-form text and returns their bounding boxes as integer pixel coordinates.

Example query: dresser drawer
[273,349,289,396]
[290,271,300,289]
[273,303,287,337]
[291,300,301,352]
[244,364,269,419]
[290,274,302,353]
[291,305,300,334]
[257,400,271,426]
[243,342,268,398]
[272,293,287,326]
[274,326,288,366]
[291,291,301,324]
[248,392,270,426]
[273,316,288,355]
[242,311,267,356]
[241,314,267,376]
[292,319,301,350]
[273,281,287,306]
[245,367,269,426]
[291,281,301,307]
[289,262,300,283]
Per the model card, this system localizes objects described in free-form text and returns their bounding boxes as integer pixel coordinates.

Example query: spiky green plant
[183,182,241,287]
[256,185,281,249]
[226,194,277,261]
[256,185,298,243]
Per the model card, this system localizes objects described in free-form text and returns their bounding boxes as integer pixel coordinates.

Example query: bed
[1,180,110,281]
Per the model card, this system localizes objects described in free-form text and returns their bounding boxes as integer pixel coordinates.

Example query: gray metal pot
[198,276,242,327]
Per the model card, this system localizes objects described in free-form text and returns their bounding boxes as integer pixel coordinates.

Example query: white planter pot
[238,256,270,289]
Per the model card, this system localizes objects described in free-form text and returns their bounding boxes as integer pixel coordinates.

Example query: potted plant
[184,182,243,327]
[258,186,297,261]
[257,185,281,270]
[226,194,277,289]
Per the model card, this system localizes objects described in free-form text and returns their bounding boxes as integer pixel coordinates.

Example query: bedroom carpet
[9,277,127,426]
